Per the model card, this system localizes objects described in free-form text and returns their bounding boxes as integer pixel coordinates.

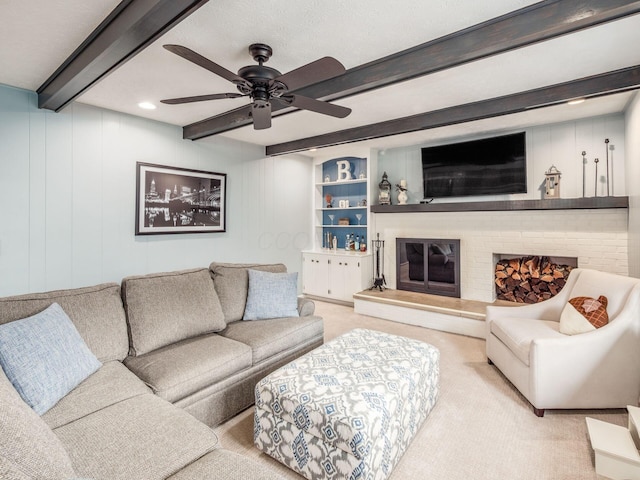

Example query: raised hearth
[353,289,515,338]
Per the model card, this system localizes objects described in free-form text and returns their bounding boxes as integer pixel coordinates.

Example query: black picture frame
[135,162,226,235]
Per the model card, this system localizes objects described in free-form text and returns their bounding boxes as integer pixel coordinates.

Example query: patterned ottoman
[254,328,439,480]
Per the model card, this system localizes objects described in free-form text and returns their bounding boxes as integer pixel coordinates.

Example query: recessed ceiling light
[138,102,156,110]
[567,98,585,105]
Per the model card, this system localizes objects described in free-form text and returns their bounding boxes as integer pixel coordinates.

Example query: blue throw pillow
[0,302,102,415]
[243,269,300,320]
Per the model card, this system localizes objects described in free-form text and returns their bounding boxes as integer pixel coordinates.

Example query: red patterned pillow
[559,295,609,335]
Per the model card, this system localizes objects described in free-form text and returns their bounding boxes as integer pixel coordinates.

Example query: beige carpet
[214,301,627,479]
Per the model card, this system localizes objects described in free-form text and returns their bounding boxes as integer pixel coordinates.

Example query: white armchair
[485,268,640,417]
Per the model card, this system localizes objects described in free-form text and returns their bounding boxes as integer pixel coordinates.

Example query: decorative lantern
[544,165,561,199]
[378,172,392,205]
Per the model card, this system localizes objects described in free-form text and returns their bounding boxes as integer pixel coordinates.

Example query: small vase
[398,190,408,205]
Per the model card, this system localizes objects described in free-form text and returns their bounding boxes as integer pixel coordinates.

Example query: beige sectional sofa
[0,262,323,480]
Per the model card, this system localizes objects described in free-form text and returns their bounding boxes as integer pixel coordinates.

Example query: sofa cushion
[0,302,101,415]
[490,317,563,366]
[0,367,76,480]
[0,283,128,362]
[125,334,252,403]
[122,268,226,356]
[243,269,299,320]
[209,262,287,323]
[42,361,150,429]
[559,295,609,335]
[53,393,218,480]
[167,449,285,480]
[220,316,324,364]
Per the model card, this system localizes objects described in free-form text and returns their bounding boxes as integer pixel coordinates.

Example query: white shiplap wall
[377,114,627,203]
[0,85,313,296]
[625,92,640,279]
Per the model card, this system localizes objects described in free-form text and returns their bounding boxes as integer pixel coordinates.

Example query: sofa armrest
[297,297,315,317]
[486,298,563,324]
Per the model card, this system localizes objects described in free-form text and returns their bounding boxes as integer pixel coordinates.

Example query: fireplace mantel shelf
[370,196,628,214]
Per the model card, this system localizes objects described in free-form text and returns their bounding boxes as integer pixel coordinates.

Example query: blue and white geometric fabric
[254,328,439,480]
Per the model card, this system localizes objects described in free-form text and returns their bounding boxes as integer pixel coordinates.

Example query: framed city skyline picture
[135,162,227,235]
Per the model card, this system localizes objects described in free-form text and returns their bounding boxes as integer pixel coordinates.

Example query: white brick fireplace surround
[373,208,628,303]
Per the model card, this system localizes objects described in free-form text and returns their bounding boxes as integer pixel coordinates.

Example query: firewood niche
[495,256,574,303]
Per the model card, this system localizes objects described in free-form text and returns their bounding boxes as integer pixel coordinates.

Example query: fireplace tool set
[581,138,615,197]
[371,233,386,291]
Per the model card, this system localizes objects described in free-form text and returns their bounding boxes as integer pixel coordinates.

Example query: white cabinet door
[303,252,372,303]
[328,255,372,302]
[302,253,329,297]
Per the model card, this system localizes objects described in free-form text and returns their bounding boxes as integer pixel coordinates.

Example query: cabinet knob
[345,262,348,266]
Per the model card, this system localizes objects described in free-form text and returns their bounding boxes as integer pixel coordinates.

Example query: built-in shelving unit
[303,156,372,304]
[370,196,628,214]
[314,158,369,250]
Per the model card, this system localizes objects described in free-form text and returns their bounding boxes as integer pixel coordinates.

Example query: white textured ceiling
[1,1,639,156]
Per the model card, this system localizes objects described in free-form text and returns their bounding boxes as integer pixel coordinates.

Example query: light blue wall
[0,85,312,296]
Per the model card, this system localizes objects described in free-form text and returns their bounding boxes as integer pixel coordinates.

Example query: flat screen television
[422,132,527,198]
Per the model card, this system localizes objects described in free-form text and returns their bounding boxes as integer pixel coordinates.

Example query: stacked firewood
[495,256,573,303]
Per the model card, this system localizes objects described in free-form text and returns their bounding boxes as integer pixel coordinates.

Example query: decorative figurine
[325,193,333,208]
[378,172,392,205]
[396,179,408,205]
[544,165,561,199]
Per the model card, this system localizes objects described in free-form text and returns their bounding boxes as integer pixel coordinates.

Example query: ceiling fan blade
[161,93,245,105]
[251,102,272,130]
[163,44,250,88]
[279,95,351,118]
[274,57,346,92]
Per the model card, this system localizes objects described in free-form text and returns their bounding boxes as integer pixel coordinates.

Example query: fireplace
[396,238,460,298]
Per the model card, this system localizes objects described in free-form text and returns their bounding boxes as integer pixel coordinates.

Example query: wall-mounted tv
[422,132,527,198]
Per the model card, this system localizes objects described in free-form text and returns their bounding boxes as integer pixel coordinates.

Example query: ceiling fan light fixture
[138,101,157,110]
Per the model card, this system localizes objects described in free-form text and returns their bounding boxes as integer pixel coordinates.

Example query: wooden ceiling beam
[37,0,209,111]
[265,65,640,155]
[183,0,640,140]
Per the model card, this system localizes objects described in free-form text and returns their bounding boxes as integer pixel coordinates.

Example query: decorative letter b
[336,161,352,181]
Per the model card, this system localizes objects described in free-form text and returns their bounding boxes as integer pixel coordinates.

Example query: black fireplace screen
[396,238,460,298]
